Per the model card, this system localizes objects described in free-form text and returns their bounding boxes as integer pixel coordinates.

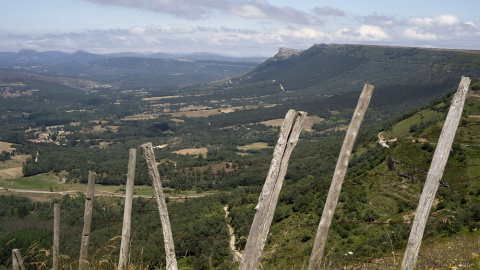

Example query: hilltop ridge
[274,47,305,59]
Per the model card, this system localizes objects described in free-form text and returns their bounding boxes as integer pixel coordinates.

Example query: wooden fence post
[118,148,137,270]
[309,84,374,269]
[401,76,471,270]
[239,109,307,270]
[12,249,25,270]
[53,204,60,270]
[79,171,96,270]
[141,143,178,270]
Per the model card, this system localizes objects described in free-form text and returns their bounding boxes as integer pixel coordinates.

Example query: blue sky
[1,0,479,56]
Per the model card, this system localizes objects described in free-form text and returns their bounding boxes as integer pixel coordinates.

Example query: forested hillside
[0,44,480,269]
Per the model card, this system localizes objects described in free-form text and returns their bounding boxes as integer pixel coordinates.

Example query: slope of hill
[182,44,480,121]
[244,79,480,269]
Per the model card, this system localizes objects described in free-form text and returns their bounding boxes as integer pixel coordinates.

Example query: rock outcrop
[275,47,304,59]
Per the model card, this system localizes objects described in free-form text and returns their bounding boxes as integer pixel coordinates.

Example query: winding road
[378,131,389,148]
[0,187,205,200]
[223,205,243,262]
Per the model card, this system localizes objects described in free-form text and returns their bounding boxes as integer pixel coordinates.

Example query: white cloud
[334,25,389,41]
[312,6,345,17]
[357,25,389,40]
[129,25,196,36]
[405,14,460,28]
[403,27,437,40]
[129,27,146,35]
[210,27,326,47]
[232,4,266,19]
[465,22,478,27]
[82,0,324,25]
[400,14,480,44]
[2,8,480,56]
[276,28,325,40]
[361,13,396,27]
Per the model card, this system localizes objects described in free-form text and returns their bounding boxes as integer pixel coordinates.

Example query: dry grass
[171,118,185,123]
[122,113,163,121]
[303,116,324,131]
[124,103,263,119]
[341,231,480,269]
[0,154,29,179]
[259,115,324,131]
[237,142,272,151]
[189,162,235,174]
[259,118,284,127]
[172,147,208,157]
[99,141,113,148]
[0,141,16,152]
[178,105,209,112]
[91,125,119,133]
[141,95,182,101]
[168,105,260,118]
[0,167,23,179]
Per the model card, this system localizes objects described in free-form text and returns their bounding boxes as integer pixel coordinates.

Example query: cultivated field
[260,115,324,131]
[237,142,272,151]
[0,141,15,152]
[0,154,29,179]
[173,147,208,157]
[141,95,182,101]
[122,113,164,121]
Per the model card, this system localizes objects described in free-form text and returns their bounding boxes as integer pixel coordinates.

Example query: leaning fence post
[53,204,60,270]
[79,171,96,270]
[401,76,471,270]
[12,249,25,270]
[309,84,374,269]
[239,109,307,270]
[118,148,137,270]
[141,143,178,270]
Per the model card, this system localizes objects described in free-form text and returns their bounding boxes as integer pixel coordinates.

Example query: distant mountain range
[2,44,480,118]
[0,49,266,66]
[0,49,266,88]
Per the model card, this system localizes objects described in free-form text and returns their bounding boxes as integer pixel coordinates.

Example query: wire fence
[5,115,480,269]
[26,167,480,269]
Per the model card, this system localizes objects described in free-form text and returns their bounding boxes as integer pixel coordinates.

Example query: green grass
[237,142,272,151]
[383,109,445,139]
[338,230,480,269]
[0,173,63,191]
[132,186,155,196]
[0,173,219,200]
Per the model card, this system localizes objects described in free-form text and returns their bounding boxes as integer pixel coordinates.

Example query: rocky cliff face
[275,47,304,59]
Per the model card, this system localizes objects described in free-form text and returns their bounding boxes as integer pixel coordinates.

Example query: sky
[1,0,479,57]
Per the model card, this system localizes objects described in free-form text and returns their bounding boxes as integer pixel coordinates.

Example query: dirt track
[224,205,243,262]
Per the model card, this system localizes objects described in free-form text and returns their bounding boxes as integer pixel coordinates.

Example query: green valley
[1,44,480,269]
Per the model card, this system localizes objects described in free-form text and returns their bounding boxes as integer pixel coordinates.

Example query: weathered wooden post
[309,84,374,269]
[53,204,60,270]
[141,143,178,270]
[79,171,96,270]
[12,249,25,270]
[118,148,137,270]
[239,109,307,270]
[401,76,471,270]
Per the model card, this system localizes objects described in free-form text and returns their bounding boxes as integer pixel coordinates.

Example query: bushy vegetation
[0,194,232,269]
